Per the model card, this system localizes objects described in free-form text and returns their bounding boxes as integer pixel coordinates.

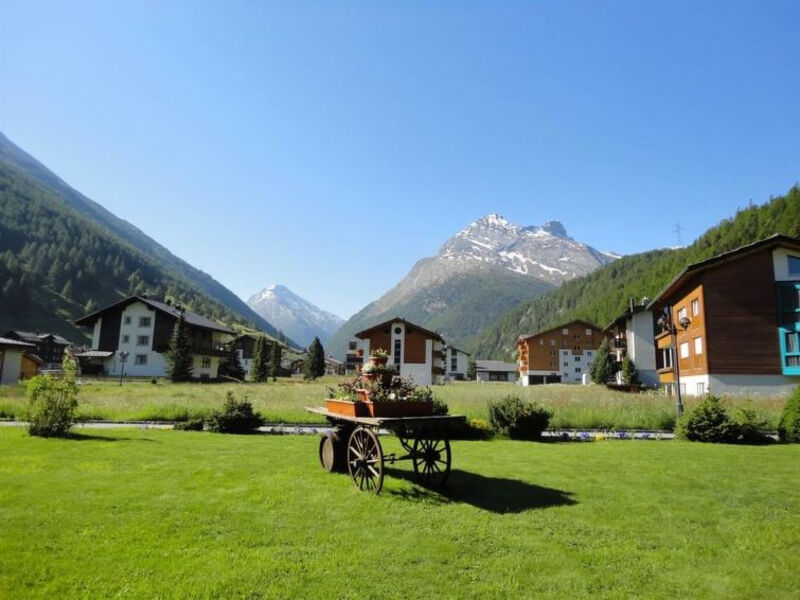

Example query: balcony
[154,341,229,357]
[612,339,626,349]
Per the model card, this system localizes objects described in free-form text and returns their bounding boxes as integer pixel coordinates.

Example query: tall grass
[0,378,789,430]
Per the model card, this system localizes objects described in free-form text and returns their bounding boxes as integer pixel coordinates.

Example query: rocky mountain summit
[247,284,343,348]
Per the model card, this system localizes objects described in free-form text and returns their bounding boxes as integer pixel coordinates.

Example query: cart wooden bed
[306,407,466,495]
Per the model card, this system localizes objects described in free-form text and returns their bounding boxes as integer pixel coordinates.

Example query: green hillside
[468,186,800,360]
[328,269,554,358]
[0,160,276,344]
[0,132,292,345]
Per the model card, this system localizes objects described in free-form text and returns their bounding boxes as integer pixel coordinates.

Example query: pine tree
[304,337,326,379]
[219,342,246,381]
[269,342,283,382]
[167,311,194,381]
[251,336,268,383]
[589,339,616,384]
[467,359,477,380]
[60,279,73,298]
[620,355,638,385]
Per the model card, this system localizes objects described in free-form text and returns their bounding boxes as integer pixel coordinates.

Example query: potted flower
[368,348,389,366]
[325,382,368,417]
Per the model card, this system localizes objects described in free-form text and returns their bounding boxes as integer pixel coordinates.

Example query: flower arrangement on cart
[326,348,440,418]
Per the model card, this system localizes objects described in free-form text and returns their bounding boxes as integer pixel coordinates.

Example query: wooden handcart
[307,407,466,495]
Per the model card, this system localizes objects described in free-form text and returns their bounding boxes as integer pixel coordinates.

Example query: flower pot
[364,401,433,418]
[326,398,369,417]
[369,355,388,367]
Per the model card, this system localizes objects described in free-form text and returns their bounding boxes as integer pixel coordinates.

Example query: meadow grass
[0,427,798,599]
[0,378,788,430]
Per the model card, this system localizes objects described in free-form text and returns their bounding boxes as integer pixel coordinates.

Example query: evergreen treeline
[468,186,800,360]
[0,161,263,341]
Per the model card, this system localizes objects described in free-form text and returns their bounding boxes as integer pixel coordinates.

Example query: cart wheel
[398,437,414,453]
[347,426,384,494]
[412,437,451,488]
[318,427,351,473]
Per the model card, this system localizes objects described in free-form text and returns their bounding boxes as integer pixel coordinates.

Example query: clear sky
[2,1,798,319]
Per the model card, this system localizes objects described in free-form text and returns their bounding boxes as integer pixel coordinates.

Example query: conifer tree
[620,355,638,385]
[269,342,283,382]
[467,359,477,380]
[589,339,616,384]
[167,311,194,381]
[304,337,326,380]
[219,341,246,381]
[251,336,268,383]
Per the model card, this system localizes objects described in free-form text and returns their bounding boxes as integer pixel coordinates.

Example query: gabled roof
[0,336,36,350]
[75,295,237,335]
[4,330,72,345]
[475,360,517,372]
[354,317,444,342]
[646,234,800,309]
[518,319,602,342]
[446,345,471,356]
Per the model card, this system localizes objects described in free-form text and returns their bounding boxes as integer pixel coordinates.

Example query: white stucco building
[605,298,659,387]
[0,337,35,385]
[445,346,470,380]
[75,295,236,379]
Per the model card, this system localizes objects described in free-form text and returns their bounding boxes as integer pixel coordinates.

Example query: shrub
[778,386,800,443]
[488,395,551,441]
[207,391,265,434]
[731,403,771,445]
[173,418,205,431]
[431,397,449,415]
[450,418,494,440]
[27,354,79,438]
[676,394,738,443]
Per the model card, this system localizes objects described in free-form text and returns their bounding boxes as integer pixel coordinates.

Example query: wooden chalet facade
[517,320,603,385]
[75,295,236,379]
[647,235,800,396]
[353,318,446,386]
[2,330,72,369]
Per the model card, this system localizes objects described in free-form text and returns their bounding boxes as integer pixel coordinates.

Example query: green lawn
[0,427,798,598]
[0,378,788,431]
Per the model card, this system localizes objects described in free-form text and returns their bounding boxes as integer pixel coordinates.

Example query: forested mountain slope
[468,186,800,360]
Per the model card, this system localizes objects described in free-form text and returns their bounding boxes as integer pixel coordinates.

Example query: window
[694,337,703,355]
[134,354,147,365]
[691,299,699,316]
[122,334,130,344]
[789,255,800,276]
[562,328,569,335]
[201,356,211,368]
[586,328,592,336]
[450,349,457,372]
[550,350,557,356]
[677,307,687,321]
[574,334,580,340]
[679,342,689,359]
[586,351,593,357]
[123,316,131,325]
[139,316,151,327]
[777,282,800,374]
[393,339,401,365]
[550,339,556,346]
[696,382,706,396]
[574,356,581,362]
[574,368,581,373]
[137,335,149,346]
[539,339,544,346]
[563,362,569,367]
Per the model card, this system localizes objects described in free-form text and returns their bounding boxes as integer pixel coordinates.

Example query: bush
[173,418,205,431]
[27,355,79,438]
[488,396,551,441]
[731,403,771,445]
[778,386,800,443]
[207,392,265,434]
[450,418,495,440]
[675,394,737,443]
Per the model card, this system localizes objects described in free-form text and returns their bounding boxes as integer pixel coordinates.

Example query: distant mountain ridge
[328,213,617,358]
[0,132,293,344]
[247,284,343,348]
[468,188,800,360]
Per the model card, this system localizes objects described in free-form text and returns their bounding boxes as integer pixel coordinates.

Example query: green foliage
[250,337,269,383]
[26,354,79,437]
[206,391,265,434]
[173,418,205,431]
[590,340,617,384]
[166,313,193,382]
[488,395,552,440]
[218,343,245,381]
[674,394,770,444]
[470,187,800,359]
[778,386,800,443]
[450,417,495,440]
[304,337,325,380]
[731,402,771,445]
[620,355,638,385]
[466,359,477,380]
[269,342,282,382]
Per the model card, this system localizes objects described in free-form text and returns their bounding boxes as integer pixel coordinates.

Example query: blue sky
[2,1,798,319]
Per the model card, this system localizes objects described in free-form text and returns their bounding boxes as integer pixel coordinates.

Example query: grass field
[0,377,788,430]
[1,427,798,598]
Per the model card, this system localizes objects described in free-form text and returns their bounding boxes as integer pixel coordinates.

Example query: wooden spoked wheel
[347,427,384,494]
[412,437,451,488]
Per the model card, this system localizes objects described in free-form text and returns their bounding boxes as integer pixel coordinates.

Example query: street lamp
[657,310,691,417]
[119,351,129,386]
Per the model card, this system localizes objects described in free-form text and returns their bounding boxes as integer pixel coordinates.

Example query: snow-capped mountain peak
[246,284,344,348]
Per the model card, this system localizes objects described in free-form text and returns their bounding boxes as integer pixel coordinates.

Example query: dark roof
[0,336,36,350]
[603,302,653,333]
[4,330,72,345]
[74,350,115,358]
[354,317,444,342]
[646,234,800,309]
[518,319,602,342]
[75,295,236,335]
[475,360,517,372]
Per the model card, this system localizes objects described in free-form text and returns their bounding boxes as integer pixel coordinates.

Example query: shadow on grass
[385,467,576,514]
[67,432,157,442]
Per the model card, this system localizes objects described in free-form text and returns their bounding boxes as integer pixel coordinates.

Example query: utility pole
[673,222,685,247]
